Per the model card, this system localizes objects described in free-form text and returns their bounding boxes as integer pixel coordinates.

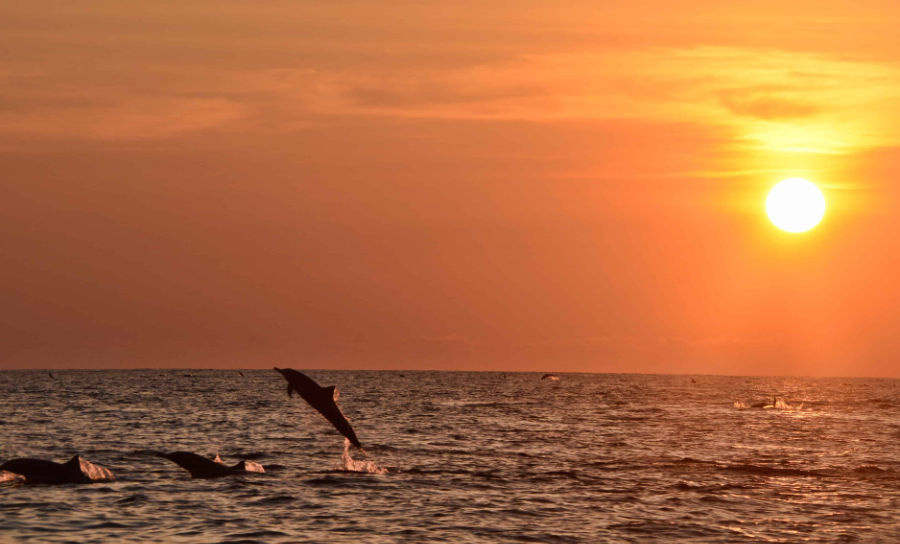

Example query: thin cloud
[0,96,245,141]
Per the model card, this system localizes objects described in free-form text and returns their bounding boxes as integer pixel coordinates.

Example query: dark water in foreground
[2,370,900,543]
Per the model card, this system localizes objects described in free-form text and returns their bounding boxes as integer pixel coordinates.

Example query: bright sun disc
[765,178,826,233]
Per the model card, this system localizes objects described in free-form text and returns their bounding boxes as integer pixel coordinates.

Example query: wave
[719,463,825,477]
[672,480,753,492]
[853,465,890,474]
[251,494,297,506]
[667,457,900,480]
[116,493,148,505]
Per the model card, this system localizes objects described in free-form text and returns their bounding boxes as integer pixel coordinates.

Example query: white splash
[774,398,804,410]
[733,397,805,410]
[0,470,25,485]
[236,460,265,473]
[77,456,116,482]
[214,453,265,473]
[340,439,387,474]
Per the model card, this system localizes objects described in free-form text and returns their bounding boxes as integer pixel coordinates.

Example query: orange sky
[3,2,900,375]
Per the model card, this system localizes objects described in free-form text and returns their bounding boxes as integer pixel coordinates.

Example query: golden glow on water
[2,371,899,541]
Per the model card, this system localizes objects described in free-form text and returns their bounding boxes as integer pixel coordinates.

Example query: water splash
[340,439,387,474]
[0,470,25,485]
[76,456,116,482]
[734,397,806,410]
[774,398,804,410]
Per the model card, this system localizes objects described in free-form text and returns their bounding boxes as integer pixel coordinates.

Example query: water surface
[2,370,899,542]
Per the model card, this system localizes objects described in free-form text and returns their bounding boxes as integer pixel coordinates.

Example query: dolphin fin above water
[0,455,115,484]
[274,367,362,449]
[155,451,264,479]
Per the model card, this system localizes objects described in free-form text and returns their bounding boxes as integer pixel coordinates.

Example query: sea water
[1,370,899,542]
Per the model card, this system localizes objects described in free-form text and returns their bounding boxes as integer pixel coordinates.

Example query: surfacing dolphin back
[155,451,265,478]
[0,455,115,484]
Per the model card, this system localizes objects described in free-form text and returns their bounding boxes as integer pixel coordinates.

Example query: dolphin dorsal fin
[325,385,339,401]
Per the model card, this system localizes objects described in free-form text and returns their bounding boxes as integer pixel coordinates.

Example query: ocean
[1,370,899,542]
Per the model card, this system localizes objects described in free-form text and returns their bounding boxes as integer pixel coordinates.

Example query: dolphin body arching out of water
[750,396,778,409]
[274,367,362,449]
[0,455,115,484]
[155,451,265,479]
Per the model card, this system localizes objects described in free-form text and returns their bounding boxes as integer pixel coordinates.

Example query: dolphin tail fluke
[344,427,362,450]
[151,451,174,462]
[325,411,362,450]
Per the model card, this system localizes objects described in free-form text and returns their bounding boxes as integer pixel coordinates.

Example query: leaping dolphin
[274,367,362,449]
[155,451,265,479]
[0,455,115,484]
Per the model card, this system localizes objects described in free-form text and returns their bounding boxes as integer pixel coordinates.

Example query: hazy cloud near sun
[268,46,897,155]
[3,34,899,155]
[718,88,820,121]
[3,0,900,152]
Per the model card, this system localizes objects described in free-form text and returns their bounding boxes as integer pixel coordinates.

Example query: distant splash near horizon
[2,370,900,542]
[733,397,806,410]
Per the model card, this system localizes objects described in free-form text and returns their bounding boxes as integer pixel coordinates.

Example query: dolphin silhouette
[155,451,265,479]
[748,396,778,409]
[0,455,115,484]
[274,367,362,449]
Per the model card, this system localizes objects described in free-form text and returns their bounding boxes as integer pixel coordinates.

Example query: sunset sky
[3,2,900,376]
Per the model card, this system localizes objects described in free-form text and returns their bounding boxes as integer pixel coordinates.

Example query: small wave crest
[339,439,387,474]
[719,463,825,477]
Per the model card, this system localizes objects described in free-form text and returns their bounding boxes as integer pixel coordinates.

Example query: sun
[765,178,826,233]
